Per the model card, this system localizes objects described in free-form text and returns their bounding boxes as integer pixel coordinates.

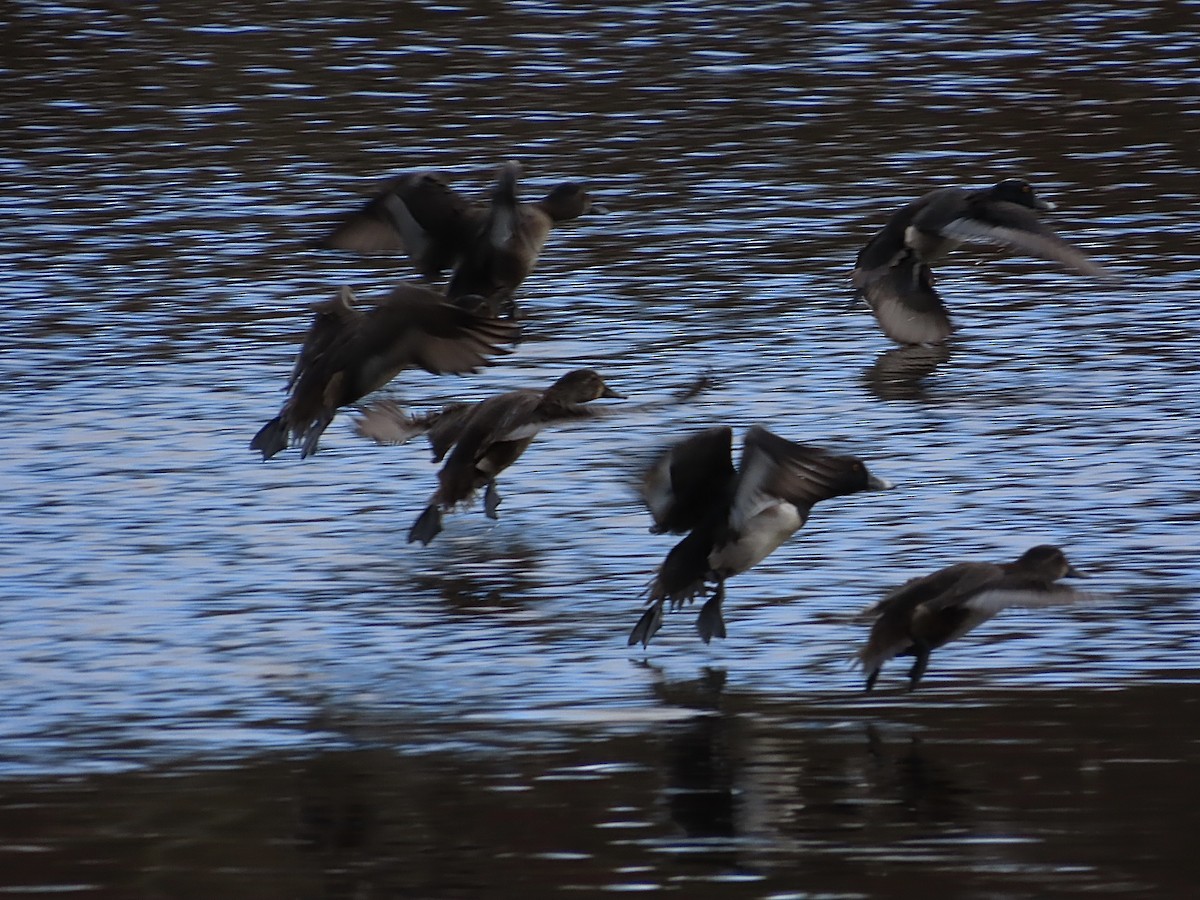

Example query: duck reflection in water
[641,665,736,841]
[863,343,952,402]
[407,542,540,612]
[863,724,974,827]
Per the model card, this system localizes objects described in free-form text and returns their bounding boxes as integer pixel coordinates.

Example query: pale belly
[708,503,803,577]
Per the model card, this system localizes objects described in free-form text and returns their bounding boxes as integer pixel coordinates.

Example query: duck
[628,426,894,647]
[852,178,1108,345]
[250,283,519,460]
[356,369,625,545]
[440,162,598,314]
[857,544,1095,691]
[322,163,598,312]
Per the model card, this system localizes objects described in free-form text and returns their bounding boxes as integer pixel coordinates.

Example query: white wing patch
[940,217,1108,276]
[963,585,1102,616]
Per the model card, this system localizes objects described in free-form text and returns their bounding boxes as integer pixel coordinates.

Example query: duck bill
[602,386,626,399]
[1065,564,1086,578]
[1034,196,1056,212]
[867,474,895,491]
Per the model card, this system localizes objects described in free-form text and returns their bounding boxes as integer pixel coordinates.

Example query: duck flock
[251,164,1110,692]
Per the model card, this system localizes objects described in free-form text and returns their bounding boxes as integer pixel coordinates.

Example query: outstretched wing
[355,285,518,389]
[640,425,735,535]
[940,201,1108,277]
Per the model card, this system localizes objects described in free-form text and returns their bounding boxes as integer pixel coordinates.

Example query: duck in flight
[628,425,894,647]
[322,163,598,314]
[852,179,1108,345]
[356,369,625,545]
[250,284,518,460]
[857,544,1097,691]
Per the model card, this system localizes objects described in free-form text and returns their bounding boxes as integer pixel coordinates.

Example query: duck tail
[354,400,426,445]
[856,634,908,691]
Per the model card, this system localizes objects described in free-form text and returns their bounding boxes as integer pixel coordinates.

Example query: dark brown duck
[857,544,1096,691]
[322,163,598,312]
[250,284,518,460]
[356,369,624,545]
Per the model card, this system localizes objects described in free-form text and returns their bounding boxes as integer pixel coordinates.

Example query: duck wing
[959,576,1103,615]
[251,288,361,459]
[354,284,518,389]
[854,193,940,273]
[641,426,736,535]
[865,562,1005,619]
[285,286,362,392]
[856,562,1002,672]
[353,399,478,461]
[446,163,530,302]
[323,172,480,275]
[939,201,1107,276]
[732,427,881,530]
[381,175,484,279]
[321,173,422,254]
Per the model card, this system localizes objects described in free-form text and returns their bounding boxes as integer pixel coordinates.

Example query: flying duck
[356,369,624,544]
[250,284,518,460]
[322,163,598,312]
[852,178,1107,345]
[629,425,894,647]
[857,544,1096,691]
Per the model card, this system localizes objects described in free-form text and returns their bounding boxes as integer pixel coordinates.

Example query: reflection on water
[3,0,1200,895]
[2,679,1198,897]
[863,343,953,401]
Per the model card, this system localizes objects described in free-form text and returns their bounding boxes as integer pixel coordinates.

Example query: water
[2,1,1199,895]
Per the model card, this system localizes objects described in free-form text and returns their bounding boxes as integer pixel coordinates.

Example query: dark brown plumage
[858,544,1096,691]
[444,163,597,312]
[356,370,624,545]
[852,179,1107,345]
[250,284,518,460]
[321,163,598,312]
[321,171,471,273]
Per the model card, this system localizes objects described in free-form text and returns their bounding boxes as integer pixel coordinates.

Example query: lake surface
[2,1,1199,896]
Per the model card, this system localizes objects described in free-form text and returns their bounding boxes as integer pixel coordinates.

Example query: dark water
[3,1,1199,896]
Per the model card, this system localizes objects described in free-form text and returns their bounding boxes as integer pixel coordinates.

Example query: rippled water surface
[3,1,1200,896]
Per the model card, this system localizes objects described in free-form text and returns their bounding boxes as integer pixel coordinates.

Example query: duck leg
[906,641,932,691]
[628,599,665,648]
[864,666,881,692]
[695,581,727,644]
[483,480,502,519]
[408,504,444,545]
